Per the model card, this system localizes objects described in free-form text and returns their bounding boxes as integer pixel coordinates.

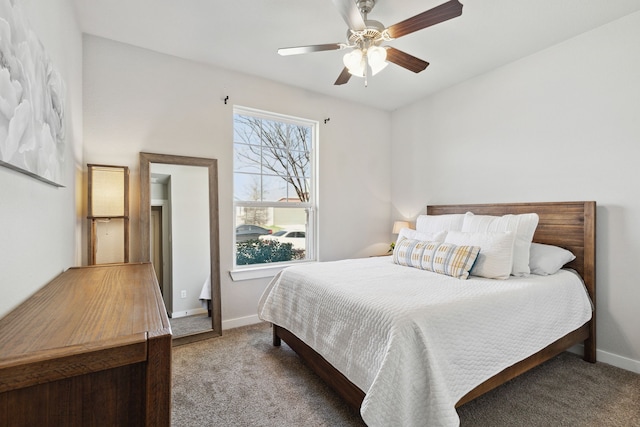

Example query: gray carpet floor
[172,322,640,426]
[170,313,213,337]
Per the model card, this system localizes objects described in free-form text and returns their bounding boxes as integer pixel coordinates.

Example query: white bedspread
[257,256,592,427]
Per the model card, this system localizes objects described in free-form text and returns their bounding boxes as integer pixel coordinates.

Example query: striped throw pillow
[393,238,480,280]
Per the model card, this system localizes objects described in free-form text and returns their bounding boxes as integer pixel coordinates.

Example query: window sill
[229,260,316,282]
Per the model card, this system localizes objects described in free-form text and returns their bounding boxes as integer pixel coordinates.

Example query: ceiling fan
[277,0,463,86]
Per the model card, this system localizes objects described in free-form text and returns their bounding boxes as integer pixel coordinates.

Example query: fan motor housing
[347,19,385,44]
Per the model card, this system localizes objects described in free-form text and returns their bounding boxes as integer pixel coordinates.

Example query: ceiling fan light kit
[278,0,463,87]
[343,44,388,77]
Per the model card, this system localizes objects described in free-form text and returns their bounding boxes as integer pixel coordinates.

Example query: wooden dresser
[0,263,172,426]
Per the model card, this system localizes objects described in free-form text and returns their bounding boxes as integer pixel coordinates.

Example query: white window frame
[230,106,318,281]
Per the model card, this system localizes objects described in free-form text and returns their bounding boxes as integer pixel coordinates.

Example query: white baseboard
[568,344,640,374]
[222,314,262,330]
[596,348,640,374]
[171,307,208,319]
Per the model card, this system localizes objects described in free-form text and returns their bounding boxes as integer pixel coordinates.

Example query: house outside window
[233,106,317,268]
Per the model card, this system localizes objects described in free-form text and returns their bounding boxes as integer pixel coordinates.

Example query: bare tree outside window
[234,115,311,202]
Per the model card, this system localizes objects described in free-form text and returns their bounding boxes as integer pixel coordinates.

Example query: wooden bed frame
[272,201,596,412]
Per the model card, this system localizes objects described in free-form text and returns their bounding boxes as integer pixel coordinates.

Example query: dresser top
[0,263,171,362]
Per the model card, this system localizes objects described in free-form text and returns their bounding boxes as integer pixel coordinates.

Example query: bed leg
[272,324,281,347]
[584,321,597,363]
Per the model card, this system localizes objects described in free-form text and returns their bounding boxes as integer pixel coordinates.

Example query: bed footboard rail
[272,324,366,411]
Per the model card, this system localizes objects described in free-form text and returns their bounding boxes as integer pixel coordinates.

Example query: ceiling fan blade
[386,47,429,73]
[385,0,463,39]
[334,67,352,85]
[278,43,344,56]
[332,0,366,31]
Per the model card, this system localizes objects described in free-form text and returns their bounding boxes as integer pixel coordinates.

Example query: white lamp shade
[94,218,126,264]
[367,46,388,75]
[89,166,126,217]
[343,50,365,76]
[392,220,411,234]
[370,60,388,76]
[344,46,389,77]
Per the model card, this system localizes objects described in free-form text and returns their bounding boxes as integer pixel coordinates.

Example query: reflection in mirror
[140,153,221,346]
[151,164,209,333]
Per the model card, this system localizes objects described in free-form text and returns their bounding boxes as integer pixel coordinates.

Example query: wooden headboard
[427,201,596,361]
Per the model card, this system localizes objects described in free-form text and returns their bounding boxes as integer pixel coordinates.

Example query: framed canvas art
[0,0,66,187]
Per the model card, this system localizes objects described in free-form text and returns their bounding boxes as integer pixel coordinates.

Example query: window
[233,106,317,269]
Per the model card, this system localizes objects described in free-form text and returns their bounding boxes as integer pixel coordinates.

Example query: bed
[258,201,596,426]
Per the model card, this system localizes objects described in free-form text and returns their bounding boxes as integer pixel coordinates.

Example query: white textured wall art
[0,0,65,186]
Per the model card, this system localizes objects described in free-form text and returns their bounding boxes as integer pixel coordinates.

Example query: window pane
[234,173,263,201]
[288,149,311,178]
[234,143,262,174]
[285,180,308,202]
[287,126,312,152]
[235,206,307,265]
[261,147,290,177]
[234,114,262,145]
[261,175,289,202]
[235,209,272,241]
[235,173,310,202]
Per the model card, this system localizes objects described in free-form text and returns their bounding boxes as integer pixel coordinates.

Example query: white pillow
[396,228,447,247]
[416,214,465,233]
[529,243,576,275]
[445,231,515,280]
[462,212,539,277]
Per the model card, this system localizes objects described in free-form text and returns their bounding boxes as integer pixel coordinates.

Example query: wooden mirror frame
[140,152,221,345]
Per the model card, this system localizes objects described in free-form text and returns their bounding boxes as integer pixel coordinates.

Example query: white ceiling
[73,0,640,111]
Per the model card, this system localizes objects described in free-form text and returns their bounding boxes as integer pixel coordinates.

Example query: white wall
[391,12,640,372]
[82,35,392,328]
[0,0,83,318]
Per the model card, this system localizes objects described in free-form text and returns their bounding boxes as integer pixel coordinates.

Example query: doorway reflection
[140,152,221,346]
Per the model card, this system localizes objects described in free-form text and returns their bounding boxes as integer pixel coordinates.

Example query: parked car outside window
[259,230,306,250]
[235,224,272,242]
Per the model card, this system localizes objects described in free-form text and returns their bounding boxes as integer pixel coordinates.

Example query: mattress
[257,256,592,427]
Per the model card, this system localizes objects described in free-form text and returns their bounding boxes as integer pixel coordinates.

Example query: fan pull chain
[364,53,369,87]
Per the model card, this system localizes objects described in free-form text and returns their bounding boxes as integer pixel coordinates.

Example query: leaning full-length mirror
[140,152,221,345]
